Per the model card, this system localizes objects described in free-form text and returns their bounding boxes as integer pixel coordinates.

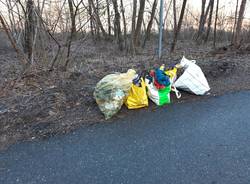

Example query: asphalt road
[1,91,250,184]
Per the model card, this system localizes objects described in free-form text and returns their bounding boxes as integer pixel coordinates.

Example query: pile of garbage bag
[94,56,210,119]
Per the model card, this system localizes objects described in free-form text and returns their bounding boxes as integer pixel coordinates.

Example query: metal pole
[158,0,164,59]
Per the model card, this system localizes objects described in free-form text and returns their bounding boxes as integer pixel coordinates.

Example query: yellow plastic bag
[125,78,148,109]
[165,67,177,84]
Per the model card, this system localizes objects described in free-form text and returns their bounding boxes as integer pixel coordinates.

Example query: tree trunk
[233,0,247,47]
[112,0,123,50]
[231,0,239,44]
[120,0,127,49]
[213,0,219,48]
[173,0,177,32]
[196,0,212,42]
[88,0,94,37]
[68,0,76,37]
[65,0,77,68]
[106,0,111,36]
[204,0,214,42]
[196,0,206,40]
[170,0,187,52]
[64,30,73,69]
[24,0,34,62]
[130,0,137,54]
[143,0,157,47]
[163,0,173,44]
[89,0,107,38]
[96,0,100,39]
[134,0,146,46]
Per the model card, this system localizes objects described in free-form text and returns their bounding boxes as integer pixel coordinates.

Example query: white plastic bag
[145,78,171,106]
[174,56,210,95]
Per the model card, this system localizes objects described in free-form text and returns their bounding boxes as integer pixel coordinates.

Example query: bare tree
[95,0,100,39]
[112,0,123,50]
[143,0,157,47]
[233,0,247,48]
[130,0,137,54]
[195,0,213,43]
[0,14,27,66]
[68,0,76,37]
[106,0,111,36]
[134,0,146,46]
[88,0,95,37]
[163,0,173,44]
[170,0,187,52]
[120,0,127,48]
[196,0,206,41]
[1,0,249,71]
[24,0,35,62]
[173,0,177,33]
[89,0,108,38]
[213,0,219,47]
[65,0,86,69]
[204,0,214,42]
[231,0,239,43]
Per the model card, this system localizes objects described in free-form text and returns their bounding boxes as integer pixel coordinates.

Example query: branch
[0,13,28,66]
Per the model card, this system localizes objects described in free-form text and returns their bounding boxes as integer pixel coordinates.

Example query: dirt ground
[1,34,250,150]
